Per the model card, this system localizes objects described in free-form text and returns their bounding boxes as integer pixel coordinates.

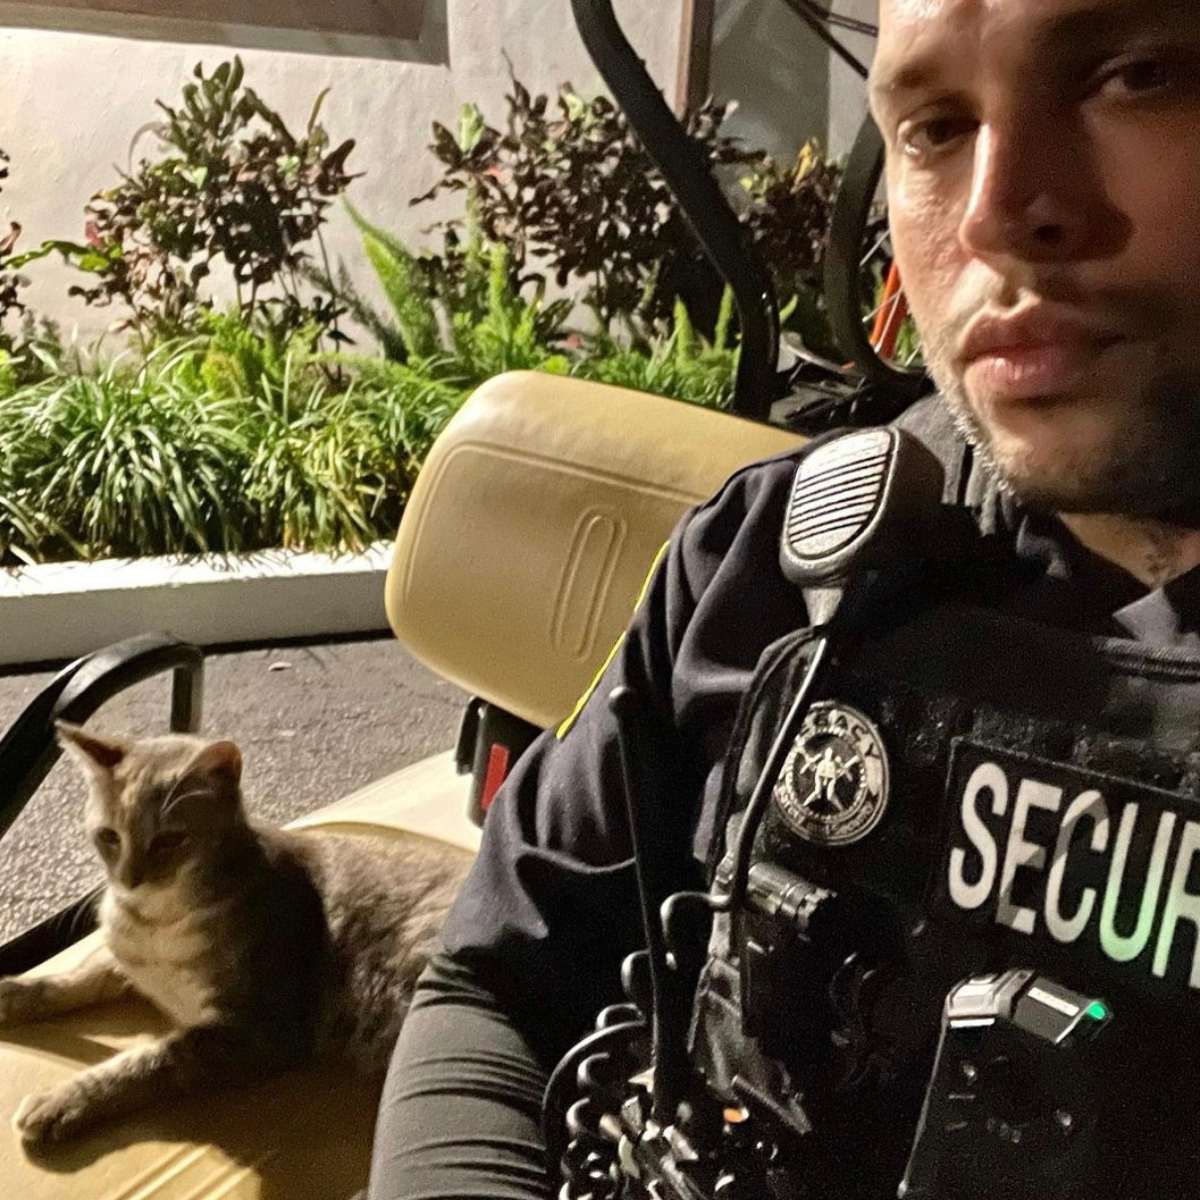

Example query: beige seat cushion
[0,756,473,1200]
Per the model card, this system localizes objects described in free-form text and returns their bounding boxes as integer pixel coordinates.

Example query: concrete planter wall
[0,542,393,667]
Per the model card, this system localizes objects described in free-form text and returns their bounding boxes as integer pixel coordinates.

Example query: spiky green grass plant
[0,336,464,564]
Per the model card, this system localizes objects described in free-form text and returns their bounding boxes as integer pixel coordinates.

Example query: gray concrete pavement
[0,636,468,942]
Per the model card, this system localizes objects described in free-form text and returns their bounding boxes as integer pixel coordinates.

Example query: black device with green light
[900,970,1113,1199]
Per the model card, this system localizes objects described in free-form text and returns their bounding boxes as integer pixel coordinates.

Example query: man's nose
[958,115,1098,266]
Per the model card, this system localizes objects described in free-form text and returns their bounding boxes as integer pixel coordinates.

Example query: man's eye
[1092,51,1200,102]
[900,115,977,159]
[1103,59,1172,96]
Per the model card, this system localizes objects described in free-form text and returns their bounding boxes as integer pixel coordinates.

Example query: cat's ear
[55,721,129,774]
[180,741,243,793]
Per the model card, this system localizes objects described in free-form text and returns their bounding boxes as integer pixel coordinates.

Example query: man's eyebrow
[870,0,1200,105]
[868,57,944,105]
[1039,0,1200,51]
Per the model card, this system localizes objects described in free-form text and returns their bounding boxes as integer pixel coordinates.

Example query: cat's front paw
[13,1084,91,1144]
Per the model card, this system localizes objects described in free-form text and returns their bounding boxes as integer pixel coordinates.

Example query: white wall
[709,0,881,167]
[0,0,682,341]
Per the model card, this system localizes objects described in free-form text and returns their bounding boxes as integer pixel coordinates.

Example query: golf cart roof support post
[675,0,716,117]
[571,0,781,422]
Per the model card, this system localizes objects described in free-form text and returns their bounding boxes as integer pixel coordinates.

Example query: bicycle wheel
[824,114,928,399]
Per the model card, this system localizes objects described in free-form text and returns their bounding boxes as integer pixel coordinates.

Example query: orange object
[870,262,908,361]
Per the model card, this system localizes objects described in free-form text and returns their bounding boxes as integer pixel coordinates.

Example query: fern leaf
[346,202,441,360]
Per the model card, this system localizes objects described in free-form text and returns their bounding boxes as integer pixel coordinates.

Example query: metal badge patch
[773,701,890,847]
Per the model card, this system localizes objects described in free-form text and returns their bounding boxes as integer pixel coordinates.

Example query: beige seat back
[387,371,804,728]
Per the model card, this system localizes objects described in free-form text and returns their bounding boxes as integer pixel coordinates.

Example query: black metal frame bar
[571,0,782,422]
[822,115,930,401]
[780,0,874,79]
[0,633,204,974]
[794,0,878,39]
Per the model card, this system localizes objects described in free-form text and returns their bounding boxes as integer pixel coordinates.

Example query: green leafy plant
[342,205,572,382]
[0,152,64,392]
[0,335,424,564]
[238,367,380,550]
[0,150,26,334]
[0,69,848,566]
[739,140,844,355]
[415,81,763,334]
[332,202,744,419]
[342,357,466,493]
[190,309,291,398]
[30,58,356,342]
[0,287,746,565]
[414,78,842,348]
[349,202,442,361]
[340,202,740,408]
[0,342,239,559]
[573,293,738,410]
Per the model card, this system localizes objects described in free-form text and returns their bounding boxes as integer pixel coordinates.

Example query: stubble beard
[922,332,1200,522]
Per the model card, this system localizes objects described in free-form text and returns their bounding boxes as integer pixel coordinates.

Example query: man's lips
[959,309,1123,403]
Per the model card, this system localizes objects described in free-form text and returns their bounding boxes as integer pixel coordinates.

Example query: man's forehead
[879,0,1195,44]
[878,0,974,35]
[874,0,1198,99]
[876,0,981,64]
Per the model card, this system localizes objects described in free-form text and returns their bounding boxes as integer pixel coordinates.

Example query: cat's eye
[149,830,189,855]
[94,828,120,850]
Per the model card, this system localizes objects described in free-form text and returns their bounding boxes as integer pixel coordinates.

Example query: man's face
[871,0,1200,516]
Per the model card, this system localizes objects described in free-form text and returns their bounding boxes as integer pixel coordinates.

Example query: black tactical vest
[688,477,1200,1198]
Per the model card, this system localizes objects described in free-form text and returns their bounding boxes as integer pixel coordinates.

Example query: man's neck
[1059,513,1200,589]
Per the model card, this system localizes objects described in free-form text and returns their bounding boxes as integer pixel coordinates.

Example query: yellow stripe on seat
[556,540,669,740]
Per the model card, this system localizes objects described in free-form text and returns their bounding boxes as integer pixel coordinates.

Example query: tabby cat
[0,722,472,1144]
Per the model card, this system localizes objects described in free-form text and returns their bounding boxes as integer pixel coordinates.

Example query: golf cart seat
[0,371,801,1199]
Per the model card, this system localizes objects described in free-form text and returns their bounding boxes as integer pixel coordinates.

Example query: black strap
[893,395,1004,530]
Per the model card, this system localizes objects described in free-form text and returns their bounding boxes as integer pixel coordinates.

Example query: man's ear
[55,721,129,774]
